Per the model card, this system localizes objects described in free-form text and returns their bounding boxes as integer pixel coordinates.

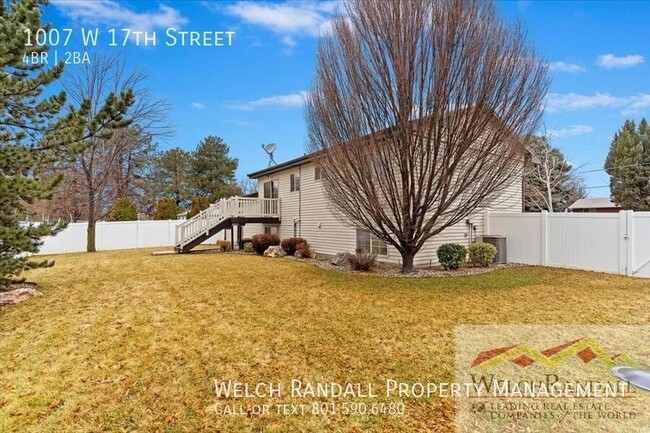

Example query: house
[567,198,622,213]
[175,143,525,266]
[210,152,521,267]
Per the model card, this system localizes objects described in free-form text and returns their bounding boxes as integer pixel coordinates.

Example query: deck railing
[175,196,281,249]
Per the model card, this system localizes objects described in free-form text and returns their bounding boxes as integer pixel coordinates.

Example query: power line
[577,162,650,174]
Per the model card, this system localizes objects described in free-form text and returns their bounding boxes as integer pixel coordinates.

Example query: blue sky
[42,0,650,196]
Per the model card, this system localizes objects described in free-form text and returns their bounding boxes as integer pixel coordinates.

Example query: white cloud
[224,1,343,46]
[52,0,188,32]
[228,91,308,110]
[546,92,650,114]
[550,125,594,139]
[628,94,650,109]
[190,102,205,109]
[548,61,587,73]
[597,54,644,69]
[545,93,627,112]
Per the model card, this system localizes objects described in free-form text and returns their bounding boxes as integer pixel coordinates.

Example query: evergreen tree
[524,136,586,212]
[189,136,238,202]
[109,197,137,221]
[187,196,210,218]
[153,198,179,220]
[153,147,192,207]
[0,0,89,286]
[605,119,650,211]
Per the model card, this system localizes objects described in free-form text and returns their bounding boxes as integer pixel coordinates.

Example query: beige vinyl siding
[251,160,523,266]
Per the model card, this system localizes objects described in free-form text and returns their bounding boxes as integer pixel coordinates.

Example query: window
[263,180,279,199]
[290,173,300,192]
[314,166,322,181]
[264,226,278,235]
[356,229,388,255]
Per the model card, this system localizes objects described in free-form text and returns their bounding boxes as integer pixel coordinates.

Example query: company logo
[472,337,633,370]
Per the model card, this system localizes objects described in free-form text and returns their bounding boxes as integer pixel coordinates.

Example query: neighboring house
[567,198,622,213]
[230,152,523,266]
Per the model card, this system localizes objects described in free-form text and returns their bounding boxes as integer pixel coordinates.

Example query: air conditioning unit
[481,235,507,264]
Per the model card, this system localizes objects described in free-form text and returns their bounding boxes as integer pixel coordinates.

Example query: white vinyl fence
[485,210,650,278]
[34,220,216,255]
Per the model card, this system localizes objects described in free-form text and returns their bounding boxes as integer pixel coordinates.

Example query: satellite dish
[262,143,277,166]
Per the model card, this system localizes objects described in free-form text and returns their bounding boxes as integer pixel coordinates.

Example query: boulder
[264,245,286,258]
[0,288,43,307]
[331,252,350,266]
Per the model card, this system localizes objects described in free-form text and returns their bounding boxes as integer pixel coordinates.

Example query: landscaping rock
[0,288,43,307]
[295,248,315,259]
[331,252,350,266]
[264,245,286,258]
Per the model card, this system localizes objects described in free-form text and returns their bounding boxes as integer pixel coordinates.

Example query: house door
[263,179,279,214]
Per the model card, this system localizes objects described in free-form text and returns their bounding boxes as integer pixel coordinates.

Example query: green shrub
[281,237,308,255]
[468,242,497,267]
[243,242,254,253]
[153,198,179,220]
[251,233,281,254]
[241,237,252,244]
[436,243,467,270]
[348,249,377,271]
[109,197,137,221]
[216,240,232,252]
[295,240,313,259]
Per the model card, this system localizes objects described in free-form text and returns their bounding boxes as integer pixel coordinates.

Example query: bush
[251,233,281,254]
[468,242,497,267]
[281,237,308,256]
[348,249,377,271]
[295,240,314,259]
[437,243,467,270]
[187,196,210,218]
[109,197,137,221]
[153,198,179,220]
[241,237,252,244]
[216,240,232,252]
[243,242,254,253]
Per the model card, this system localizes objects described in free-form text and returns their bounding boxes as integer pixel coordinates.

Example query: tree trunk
[87,221,96,252]
[401,250,416,273]
[87,189,96,252]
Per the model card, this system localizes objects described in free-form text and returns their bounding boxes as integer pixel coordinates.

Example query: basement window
[264,226,278,235]
[356,229,388,256]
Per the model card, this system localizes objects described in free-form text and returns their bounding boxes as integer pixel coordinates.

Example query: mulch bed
[285,254,521,278]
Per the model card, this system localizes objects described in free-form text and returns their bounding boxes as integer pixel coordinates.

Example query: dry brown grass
[1,249,649,432]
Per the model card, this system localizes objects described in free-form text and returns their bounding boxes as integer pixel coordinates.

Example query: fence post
[540,210,548,266]
[617,210,627,275]
[625,210,634,276]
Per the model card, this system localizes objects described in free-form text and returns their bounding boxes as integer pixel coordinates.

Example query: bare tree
[306,0,548,272]
[524,135,587,212]
[65,54,173,251]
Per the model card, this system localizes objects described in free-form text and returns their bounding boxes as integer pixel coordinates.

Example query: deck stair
[174,197,280,253]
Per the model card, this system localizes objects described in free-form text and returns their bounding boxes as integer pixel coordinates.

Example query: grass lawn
[1,249,649,432]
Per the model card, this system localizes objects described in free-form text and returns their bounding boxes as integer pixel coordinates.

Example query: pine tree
[1,0,134,286]
[524,136,586,212]
[153,198,179,220]
[189,136,239,202]
[605,119,650,211]
[0,0,89,287]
